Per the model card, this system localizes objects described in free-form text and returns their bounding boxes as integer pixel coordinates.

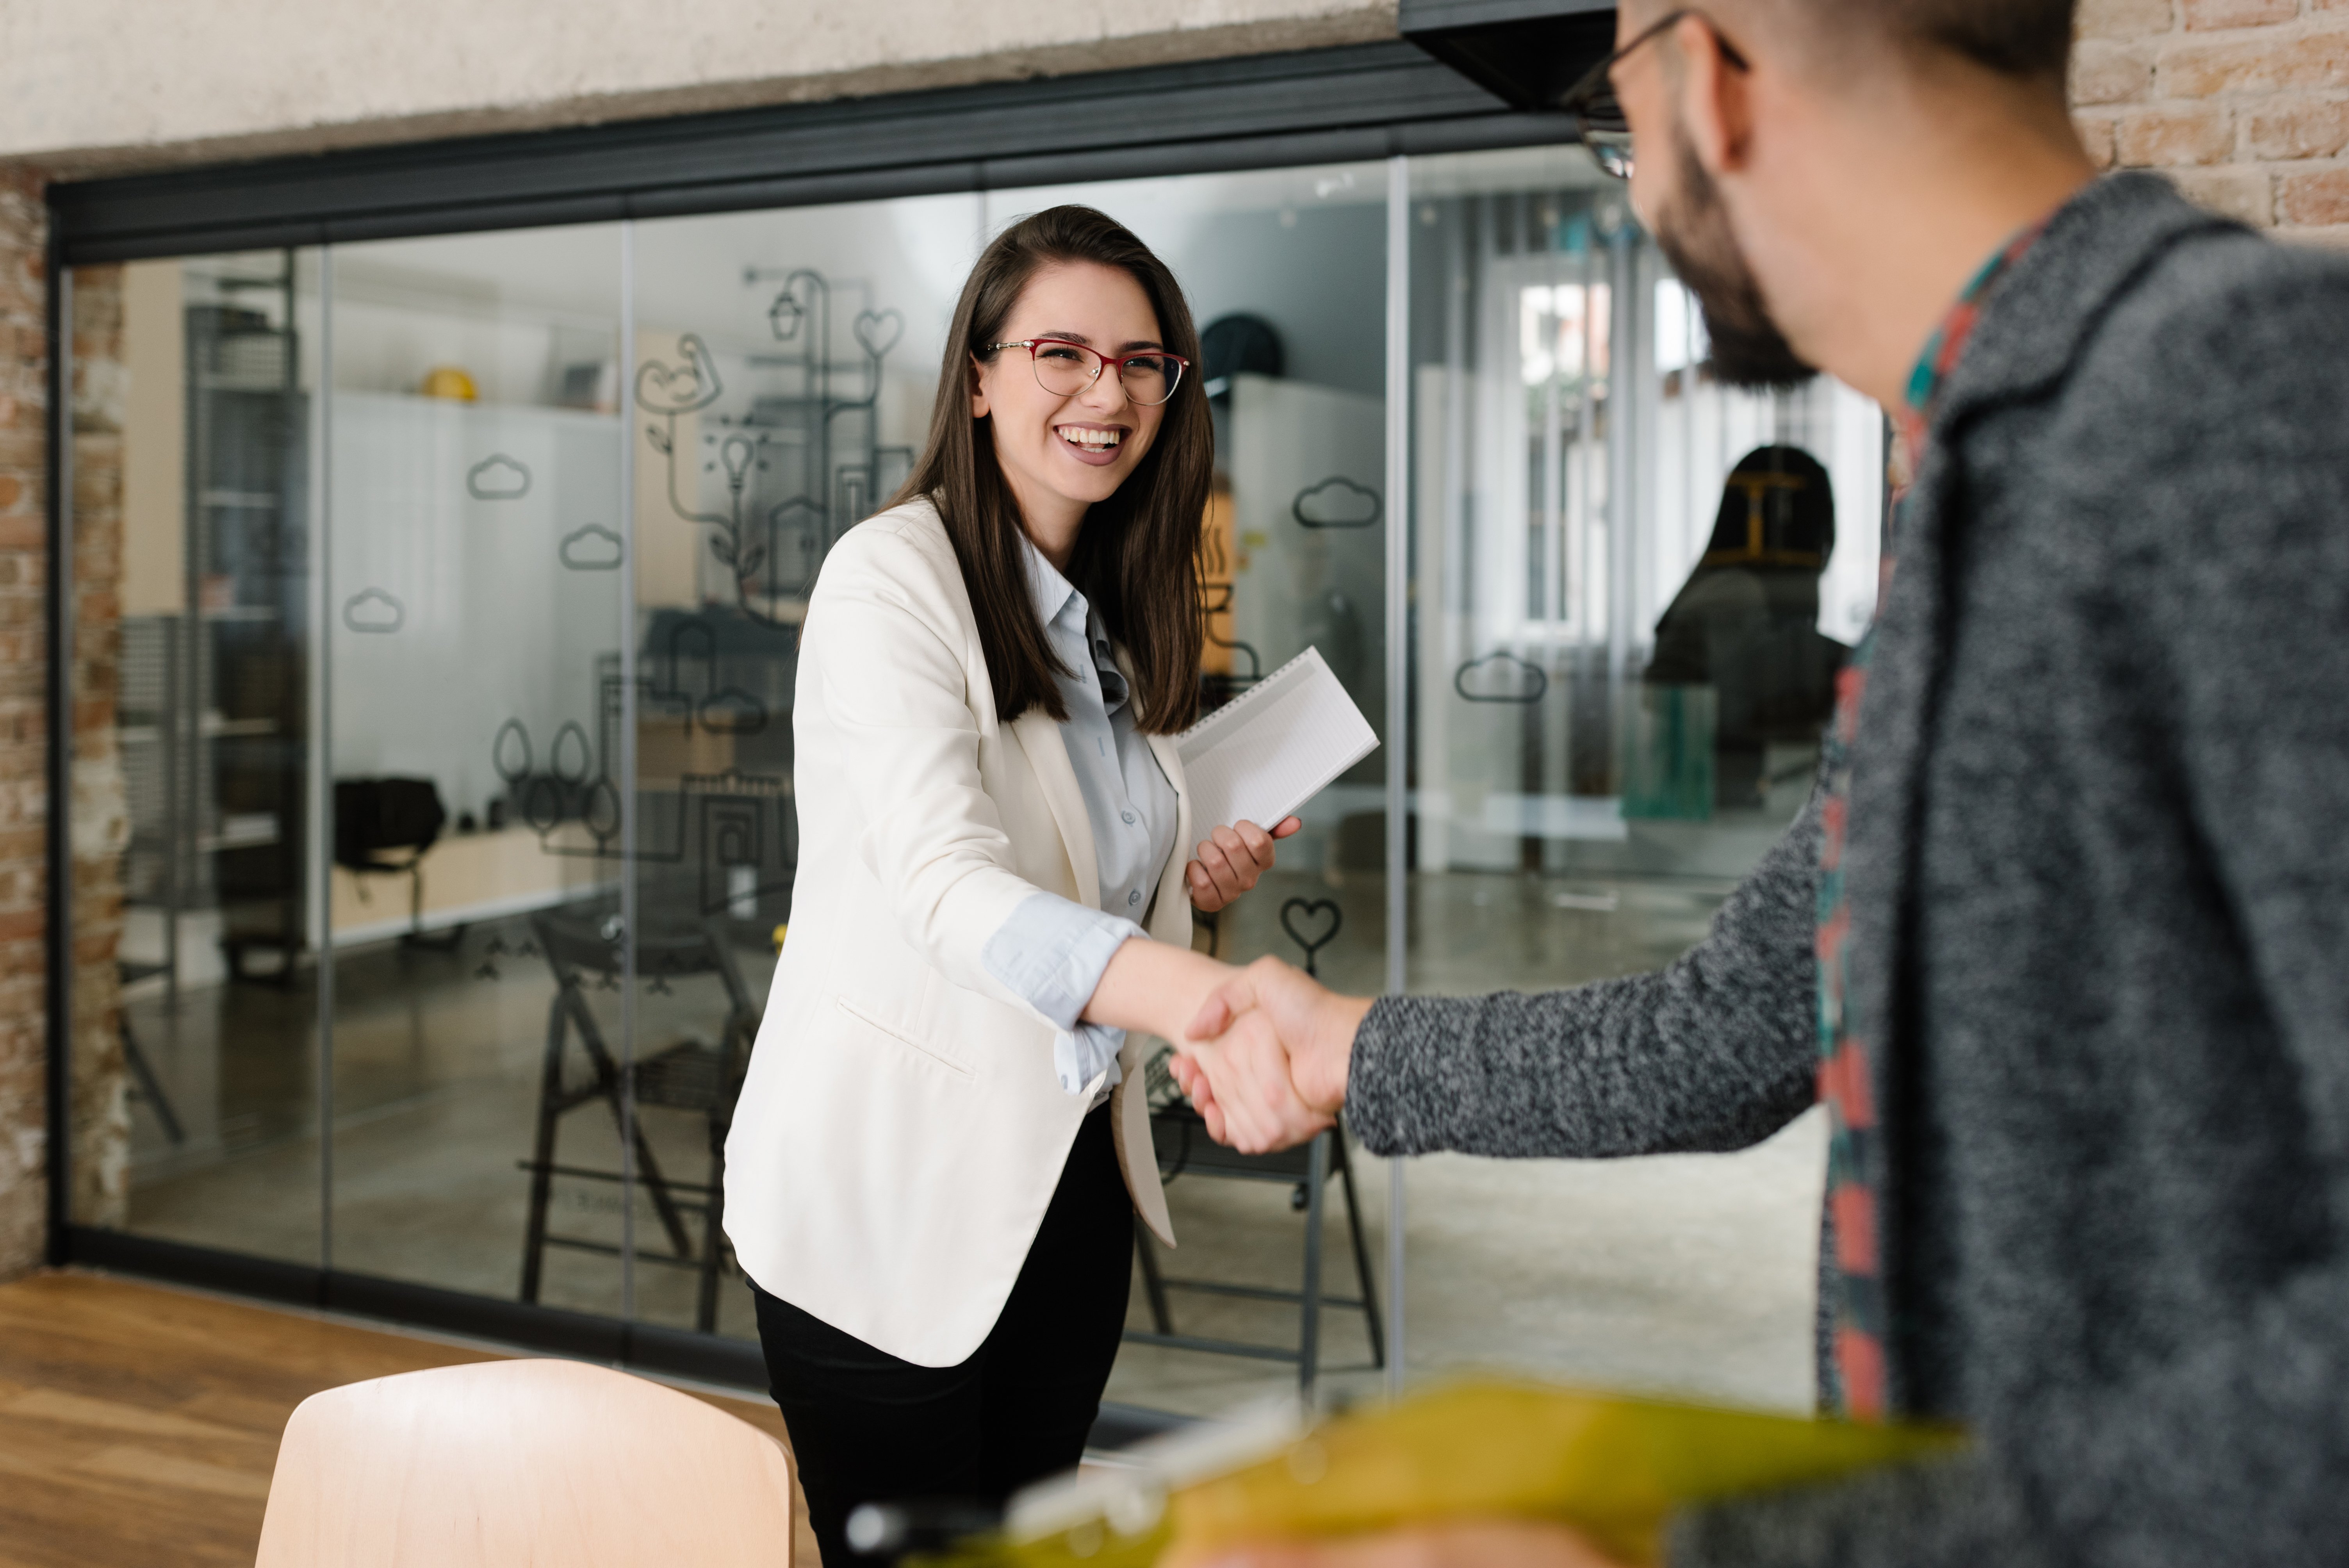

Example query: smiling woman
[915,208,1213,735]
[722,205,1297,1566]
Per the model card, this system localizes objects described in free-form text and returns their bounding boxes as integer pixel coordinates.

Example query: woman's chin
[1038,459,1138,508]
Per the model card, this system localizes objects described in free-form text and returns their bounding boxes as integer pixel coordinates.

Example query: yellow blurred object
[919,1381,1964,1568]
[772,923,789,952]
[419,365,479,402]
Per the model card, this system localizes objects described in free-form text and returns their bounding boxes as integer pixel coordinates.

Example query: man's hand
[1171,955,1371,1153]
[1188,817,1302,914]
[1167,1518,1631,1568]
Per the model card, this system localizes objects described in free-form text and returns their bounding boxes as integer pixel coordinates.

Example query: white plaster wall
[0,0,1399,171]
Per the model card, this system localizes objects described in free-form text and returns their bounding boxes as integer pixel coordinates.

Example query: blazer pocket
[834,996,974,1081]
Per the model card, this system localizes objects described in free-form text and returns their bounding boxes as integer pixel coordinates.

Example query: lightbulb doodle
[637,269,913,629]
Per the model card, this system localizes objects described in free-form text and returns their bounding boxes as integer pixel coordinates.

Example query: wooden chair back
[253,1357,795,1567]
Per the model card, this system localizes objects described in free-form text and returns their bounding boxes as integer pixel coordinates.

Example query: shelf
[200,489,283,510]
[193,374,294,395]
[119,716,282,745]
[201,606,281,623]
[198,816,280,853]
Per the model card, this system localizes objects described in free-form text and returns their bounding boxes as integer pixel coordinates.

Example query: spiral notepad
[1176,647,1378,832]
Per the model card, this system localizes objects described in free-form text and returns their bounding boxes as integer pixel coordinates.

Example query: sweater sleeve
[1345,790,1823,1160]
[1670,1452,2058,1568]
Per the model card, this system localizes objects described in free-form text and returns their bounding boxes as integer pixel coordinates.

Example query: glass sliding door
[626,193,983,1339]
[58,134,1886,1416]
[72,250,326,1267]
[978,166,1395,1415]
[322,225,631,1311]
[1397,144,1883,1411]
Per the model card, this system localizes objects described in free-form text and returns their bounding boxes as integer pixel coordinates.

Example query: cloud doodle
[697,686,770,735]
[559,524,624,570]
[467,453,532,501]
[1291,476,1382,529]
[1454,651,1549,705]
[342,588,406,634]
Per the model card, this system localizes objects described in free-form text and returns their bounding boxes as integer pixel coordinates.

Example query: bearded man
[1173,2,2349,1564]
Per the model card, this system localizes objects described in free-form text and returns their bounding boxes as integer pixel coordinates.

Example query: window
[64,136,1881,1415]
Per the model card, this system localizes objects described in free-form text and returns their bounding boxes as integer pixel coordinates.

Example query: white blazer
[723,498,1189,1367]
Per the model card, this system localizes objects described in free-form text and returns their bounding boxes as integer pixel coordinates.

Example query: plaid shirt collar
[1893,223,2048,476]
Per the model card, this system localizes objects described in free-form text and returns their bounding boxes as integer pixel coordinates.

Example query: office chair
[333,775,460,951]
[518,910,759,1332]
[253,1358,798,1567]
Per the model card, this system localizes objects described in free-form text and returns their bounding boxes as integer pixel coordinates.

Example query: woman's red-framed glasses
[987,338,1191,407]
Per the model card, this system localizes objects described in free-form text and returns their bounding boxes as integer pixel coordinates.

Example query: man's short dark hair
[1831,0,2078,80]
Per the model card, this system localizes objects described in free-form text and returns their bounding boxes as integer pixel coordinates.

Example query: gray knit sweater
[1346,173,2349,1566]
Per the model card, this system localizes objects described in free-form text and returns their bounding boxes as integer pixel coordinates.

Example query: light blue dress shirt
[981,538,1181,1098]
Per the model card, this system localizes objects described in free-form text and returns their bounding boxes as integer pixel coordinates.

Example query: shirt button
[1121,810,1137,825]
[1128,890,1142,906]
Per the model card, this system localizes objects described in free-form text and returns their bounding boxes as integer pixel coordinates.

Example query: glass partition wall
[64,143,1880,1418]
[1399,146,1879,1413]
[75,250,326,1266]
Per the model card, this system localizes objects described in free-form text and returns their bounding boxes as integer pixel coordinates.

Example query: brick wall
[0,184,126,1281]
[68,266,127,1232]
[2075,0,2349,244]
[0,171,47,1278]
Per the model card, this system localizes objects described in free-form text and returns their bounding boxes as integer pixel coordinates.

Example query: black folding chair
[518,910,759,1331]
[118,960,185,1145]
[1125,1050,1385,1395]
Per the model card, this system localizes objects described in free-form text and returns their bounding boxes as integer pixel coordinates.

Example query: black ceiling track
[50,41,1588,263]
[1399,0,1618,117]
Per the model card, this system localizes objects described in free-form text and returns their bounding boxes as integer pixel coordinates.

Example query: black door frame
[41,36,1595,1394]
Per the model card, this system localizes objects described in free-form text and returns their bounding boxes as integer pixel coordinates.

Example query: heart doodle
[1279,897,1344,976]
[854,309,904,362]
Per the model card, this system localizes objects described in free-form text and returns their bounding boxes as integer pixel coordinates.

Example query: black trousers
[753,1105,1133,1565]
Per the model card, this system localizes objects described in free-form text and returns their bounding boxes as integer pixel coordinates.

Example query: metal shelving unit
[121,252,310,995]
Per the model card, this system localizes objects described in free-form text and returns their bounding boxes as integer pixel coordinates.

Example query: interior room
[69,143,1873,1426]
[12,0,2340,1559]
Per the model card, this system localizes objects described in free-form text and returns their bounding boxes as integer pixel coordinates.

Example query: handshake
[1168,957,1378,1156]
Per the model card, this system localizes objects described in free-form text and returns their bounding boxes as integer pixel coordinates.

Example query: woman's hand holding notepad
[1178,649,1379,834]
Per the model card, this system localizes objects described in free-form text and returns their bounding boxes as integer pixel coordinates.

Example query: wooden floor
[0,1270,816,1567]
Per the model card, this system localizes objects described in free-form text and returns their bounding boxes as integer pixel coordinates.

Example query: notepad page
[1177,648,1379,832]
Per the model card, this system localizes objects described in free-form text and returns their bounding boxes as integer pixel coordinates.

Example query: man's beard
[1650,125,1818,390]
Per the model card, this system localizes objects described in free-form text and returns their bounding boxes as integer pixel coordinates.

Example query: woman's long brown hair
[890,205,1208,734]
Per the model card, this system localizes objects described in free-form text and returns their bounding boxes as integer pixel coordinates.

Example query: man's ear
[969,354,991,419]
[1673,14,1755,178]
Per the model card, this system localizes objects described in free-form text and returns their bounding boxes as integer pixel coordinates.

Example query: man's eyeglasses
[1556,9,1751,181]
[986,338,1191,407]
